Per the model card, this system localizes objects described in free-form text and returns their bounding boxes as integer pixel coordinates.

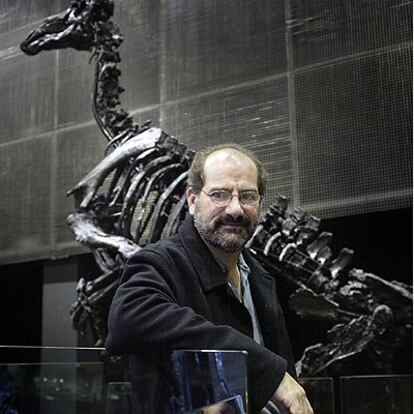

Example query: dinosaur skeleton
[21,0,412,376]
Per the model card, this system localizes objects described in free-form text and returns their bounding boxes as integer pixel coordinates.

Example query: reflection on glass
[106,382,246,414]
[187,395,245,413]
[0,362,104,414]
[107,351,247,414]
[107,382,133,414]
[170,351,247,413]
[3,346,409,414]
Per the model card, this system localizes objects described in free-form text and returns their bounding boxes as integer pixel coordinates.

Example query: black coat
[106,217,296,413]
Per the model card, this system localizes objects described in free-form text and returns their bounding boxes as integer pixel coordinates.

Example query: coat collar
[178,217,281,348]
[178,216,229,292]
[178,217,277,301]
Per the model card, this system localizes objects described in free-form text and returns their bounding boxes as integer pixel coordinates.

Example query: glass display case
[340,375,412,414]
[0,347,248,414]
[0,346,412,414]
[299,377,335,414]
[0,346,105,414]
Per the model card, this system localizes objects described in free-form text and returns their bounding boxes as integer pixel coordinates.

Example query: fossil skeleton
[21,0,412,376]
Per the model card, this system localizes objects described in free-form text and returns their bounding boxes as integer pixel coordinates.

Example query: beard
[193,201,257,253]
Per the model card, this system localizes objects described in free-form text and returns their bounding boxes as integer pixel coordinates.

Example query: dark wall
[0,261,43,346]
[320,208,412,284]
[0,254,100,352]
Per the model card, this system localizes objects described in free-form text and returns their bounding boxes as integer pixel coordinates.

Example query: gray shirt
[217,255,282,413]
[227,253,265,346]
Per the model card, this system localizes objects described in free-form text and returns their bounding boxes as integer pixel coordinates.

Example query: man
[106,144,313,414]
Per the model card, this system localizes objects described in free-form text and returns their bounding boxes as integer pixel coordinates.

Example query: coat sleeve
[105,249,288,412]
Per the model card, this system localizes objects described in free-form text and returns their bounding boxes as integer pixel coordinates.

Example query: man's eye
[240,192,258,202]
[211,191,229,201]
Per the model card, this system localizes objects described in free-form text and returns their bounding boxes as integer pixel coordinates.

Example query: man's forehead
[202,149,258,188]
[204,148,256,170]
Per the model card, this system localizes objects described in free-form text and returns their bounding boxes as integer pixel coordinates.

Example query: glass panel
[2,347,412,414]
[122,350,247,413]
[299,377,335,414]
[1,347,247,413]
[340,375,413,414]
[186,395,245,413]
[106,382,133,414]
[171,350,247,413]
[0,362,104,414]
[0,345,105,364]
[106,381,247,414]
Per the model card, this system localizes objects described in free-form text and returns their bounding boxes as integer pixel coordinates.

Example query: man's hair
[187,143,268,196]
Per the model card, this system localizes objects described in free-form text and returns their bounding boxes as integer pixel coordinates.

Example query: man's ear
[186,187,197,216]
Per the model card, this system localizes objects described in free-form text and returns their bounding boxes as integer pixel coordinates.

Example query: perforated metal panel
[289,0,412,67]
[0,0,59,36]
[0,0,411,264]
[57,49,95,128]
[161,76,294,205]
[0,24,57,144]
[162,0,287,100]
[114,0,161,111]
[293,29,412,217]
[132,107,161,129]
[0,135,53,262]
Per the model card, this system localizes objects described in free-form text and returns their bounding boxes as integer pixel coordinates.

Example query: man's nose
[225,195,244,217]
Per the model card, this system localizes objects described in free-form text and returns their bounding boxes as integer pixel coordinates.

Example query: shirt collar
[238,253,251,274]
[198,240,251,279]
[178,217,255,292]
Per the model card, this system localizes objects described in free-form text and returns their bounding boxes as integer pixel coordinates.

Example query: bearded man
[106,144,313,414]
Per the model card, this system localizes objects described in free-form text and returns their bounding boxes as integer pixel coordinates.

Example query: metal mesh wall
[288,0,412,216]
[0,0,411,264]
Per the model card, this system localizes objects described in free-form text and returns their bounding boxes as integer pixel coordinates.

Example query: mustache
[215,215,251,228]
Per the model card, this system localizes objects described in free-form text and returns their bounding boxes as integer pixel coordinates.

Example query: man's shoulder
[127,232,185,265]
[128,217,200,263]
[122,231,198,285]
[146,232,182,252]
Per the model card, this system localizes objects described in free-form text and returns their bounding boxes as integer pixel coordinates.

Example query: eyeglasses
[201,189,262,206]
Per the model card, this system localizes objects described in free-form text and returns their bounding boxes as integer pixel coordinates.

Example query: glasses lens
[205,190,260,205]
[239,191,260,205]
[210,190,231,204]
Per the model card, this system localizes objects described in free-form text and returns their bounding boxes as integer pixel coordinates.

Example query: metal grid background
[0,0,411,264]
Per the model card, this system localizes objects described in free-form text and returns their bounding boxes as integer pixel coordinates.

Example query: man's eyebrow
[207,187,230,192]
[207,187,258,192]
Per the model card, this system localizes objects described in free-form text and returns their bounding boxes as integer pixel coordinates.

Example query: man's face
[187,149,261,253]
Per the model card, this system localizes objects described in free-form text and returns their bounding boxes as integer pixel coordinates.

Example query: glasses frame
[201,189,262,206]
